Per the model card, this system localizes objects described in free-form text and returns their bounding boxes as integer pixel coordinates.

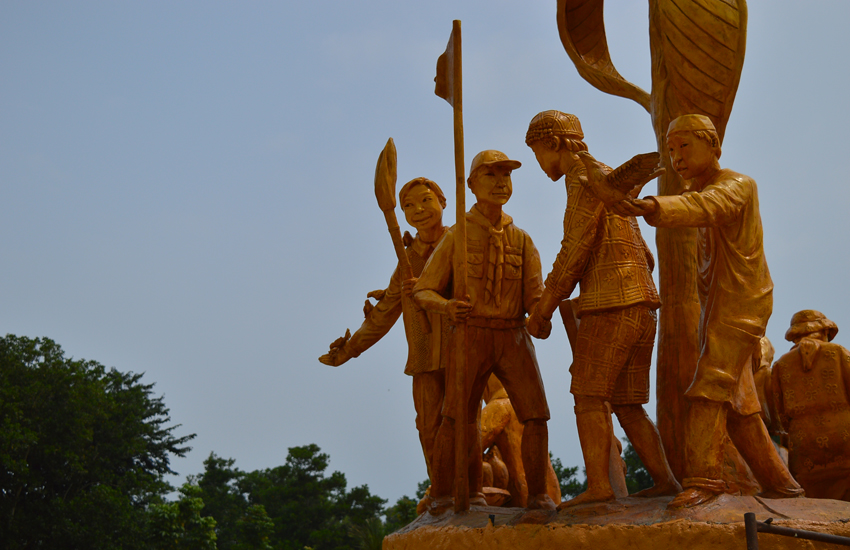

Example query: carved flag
[434,21,461,108]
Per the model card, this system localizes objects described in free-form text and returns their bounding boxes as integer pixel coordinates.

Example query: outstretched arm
[317,268,403,367]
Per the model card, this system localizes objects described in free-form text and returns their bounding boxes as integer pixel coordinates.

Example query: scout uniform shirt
[413,205,544,322]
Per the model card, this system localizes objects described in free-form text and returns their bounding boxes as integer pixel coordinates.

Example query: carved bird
[576,151,664,206]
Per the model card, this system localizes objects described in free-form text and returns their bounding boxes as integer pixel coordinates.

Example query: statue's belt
[465,316,526,330]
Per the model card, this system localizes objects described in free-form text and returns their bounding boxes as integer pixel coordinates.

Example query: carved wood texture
[557,0,753,485]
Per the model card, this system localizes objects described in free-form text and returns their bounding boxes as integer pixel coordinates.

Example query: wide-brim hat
[785,309,839,342]
[469,150,521,177]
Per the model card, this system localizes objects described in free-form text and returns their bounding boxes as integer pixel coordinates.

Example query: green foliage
[193,445,386,550]
[232,505,275,550]
[415,479,430,500]
[550,453,587,498]
[148,483,217,550]
[345,517,385,550]
[190,453,253,550]
[0,335,194,549]
[383,495,418,533]
[622,439,653,494]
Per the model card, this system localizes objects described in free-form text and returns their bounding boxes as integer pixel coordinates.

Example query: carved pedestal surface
[385,496,850,550]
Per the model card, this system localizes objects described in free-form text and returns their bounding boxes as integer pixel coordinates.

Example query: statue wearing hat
[413,150,556,513]
[524,110,680,508]
[770,310,850,501]
[618,114,804,508]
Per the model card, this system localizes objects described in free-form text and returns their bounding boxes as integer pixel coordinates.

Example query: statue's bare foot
[556,489,615,510]
[527,493,557,511]
[428,496,454,516]
[666,487,719,509]
[469,492,488,506]
[631,480,682,498]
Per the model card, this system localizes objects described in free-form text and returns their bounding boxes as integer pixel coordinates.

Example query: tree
[191,453,258,550]
[240,444,386,550]
[383,495,417,533]
[231,504,275,550]
[147,483,217,550]
[415,479,430,500]
[550,454,587,499]
[193,445,386,550]
[622,440,653,494]
[0,335,195,549]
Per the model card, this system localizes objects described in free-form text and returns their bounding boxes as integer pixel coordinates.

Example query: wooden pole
[448,20,468,513]
[434,18,468,512]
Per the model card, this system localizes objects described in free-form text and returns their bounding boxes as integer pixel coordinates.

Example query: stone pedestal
[384,495,850,550]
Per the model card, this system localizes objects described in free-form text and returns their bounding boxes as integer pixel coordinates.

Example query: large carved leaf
[650,0,748,142]
[557,0,651,112]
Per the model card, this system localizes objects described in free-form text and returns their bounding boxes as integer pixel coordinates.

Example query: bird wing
[607,152,664,195]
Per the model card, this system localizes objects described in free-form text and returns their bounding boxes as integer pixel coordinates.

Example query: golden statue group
[320,0,850,525]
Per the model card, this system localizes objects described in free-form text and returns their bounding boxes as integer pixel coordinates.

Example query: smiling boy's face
[401,184,443,232]
[469,164,513,207]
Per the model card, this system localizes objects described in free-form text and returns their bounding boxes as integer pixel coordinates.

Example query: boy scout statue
[618,114,804,508]
[319,177,450,510]
[771,310,850,501]
[413,150,556,513]
[524,110,680,508]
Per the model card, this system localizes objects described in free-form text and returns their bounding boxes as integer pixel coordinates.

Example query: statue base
[384,495,850,550]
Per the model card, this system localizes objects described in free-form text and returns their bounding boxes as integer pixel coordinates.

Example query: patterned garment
[771,338,850,493]
[544,162,659,317]
[569,305,656,405]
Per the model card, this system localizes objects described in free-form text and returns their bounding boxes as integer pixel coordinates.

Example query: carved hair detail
[398,177,447,209]
[692,129,722,159]
[526,110,586,152]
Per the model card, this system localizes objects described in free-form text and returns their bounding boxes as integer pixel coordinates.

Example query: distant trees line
[0,335,651,549]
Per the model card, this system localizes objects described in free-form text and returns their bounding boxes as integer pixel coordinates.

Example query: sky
[2,1,849,505]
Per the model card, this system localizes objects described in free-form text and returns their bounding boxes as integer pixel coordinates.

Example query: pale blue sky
[2,1,848,504]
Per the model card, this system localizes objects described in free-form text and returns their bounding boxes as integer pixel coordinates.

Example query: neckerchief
[468,206,513,307]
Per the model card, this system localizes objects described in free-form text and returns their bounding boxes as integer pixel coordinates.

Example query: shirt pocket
[468,244,485,278]
[505,245,523,279]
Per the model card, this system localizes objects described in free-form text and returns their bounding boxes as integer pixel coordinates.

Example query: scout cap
[526,110,584,145]
[785,310,839,342]
[667,114,717,137]
[469,150,521,178]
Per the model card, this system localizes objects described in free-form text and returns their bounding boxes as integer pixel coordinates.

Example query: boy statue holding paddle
[319,175,451,512]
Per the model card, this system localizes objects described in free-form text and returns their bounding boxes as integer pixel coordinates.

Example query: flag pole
[434,19,468,512]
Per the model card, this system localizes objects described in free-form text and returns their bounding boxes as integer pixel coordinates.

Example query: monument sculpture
[752,337,782,439]
[318,143,451,512]
[524,110,680,508]
[770,310,850,501]
[480,374,562,507]
[556,0,753,486]
[413,149,556,514]
[368,7,850,550]
[617,114,804,508]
